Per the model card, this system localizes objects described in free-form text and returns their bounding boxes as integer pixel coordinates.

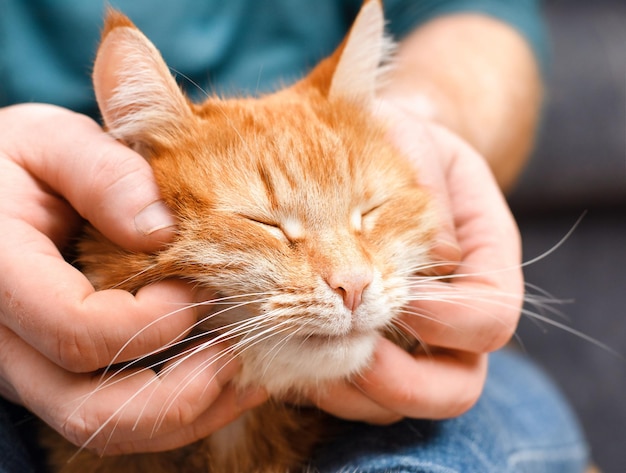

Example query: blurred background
[509,1,626,471]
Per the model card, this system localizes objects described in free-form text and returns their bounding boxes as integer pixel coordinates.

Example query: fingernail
[134,200,177,235]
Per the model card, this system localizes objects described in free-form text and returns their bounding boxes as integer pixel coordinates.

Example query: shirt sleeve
[383,0,549,75]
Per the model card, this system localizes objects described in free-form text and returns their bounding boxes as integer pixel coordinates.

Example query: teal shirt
[0,0,547,118]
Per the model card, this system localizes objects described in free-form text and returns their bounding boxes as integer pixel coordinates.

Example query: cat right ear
[303,0,390,107]
[328,0,388,105]
[93,10,193,155]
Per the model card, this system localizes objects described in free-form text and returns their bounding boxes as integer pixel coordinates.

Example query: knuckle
[433,352,487,419]
[447,386,481,417]
[55,328,103,373]
[481,314,518,353]
[166,396,201,428]
[441,378,483,418]
[58,407,103,449]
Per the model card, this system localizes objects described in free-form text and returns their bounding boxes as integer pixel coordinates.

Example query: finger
[67,344,241,451]
[0,218,198,372]
[0,157,81,250]
[375,99,462,275]
[351,338,487,420]
[309,382,403,425]
[0,325,254,454]
[107,383,268,455]
[313,338,486,423]
[3,104,176,252]
[404,129,523,353]
[374,102,522,352]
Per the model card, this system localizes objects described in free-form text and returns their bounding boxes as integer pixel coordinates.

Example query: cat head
[89,0,435,394]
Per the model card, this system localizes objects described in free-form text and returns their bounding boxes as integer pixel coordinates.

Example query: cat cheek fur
[41,1,438,472]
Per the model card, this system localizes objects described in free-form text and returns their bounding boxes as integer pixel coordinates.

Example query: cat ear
[327,0,391,105]
[93,10,193,153]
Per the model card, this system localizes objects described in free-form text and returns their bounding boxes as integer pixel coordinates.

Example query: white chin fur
[236,333,378,396]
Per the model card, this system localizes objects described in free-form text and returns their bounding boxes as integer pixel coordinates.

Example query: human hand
[0,104,266,454]
[309,100,524,423]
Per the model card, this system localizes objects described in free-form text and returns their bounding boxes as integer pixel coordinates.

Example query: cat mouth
[298,329,373,345]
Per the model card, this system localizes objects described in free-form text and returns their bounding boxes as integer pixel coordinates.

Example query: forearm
[382,14,543,192]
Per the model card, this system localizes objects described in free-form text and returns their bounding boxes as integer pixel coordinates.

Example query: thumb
[375,100,461,274]
[11,104,176,252]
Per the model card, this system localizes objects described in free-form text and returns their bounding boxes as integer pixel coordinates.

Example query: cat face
[87,1,435,394]
[156,95,433,392]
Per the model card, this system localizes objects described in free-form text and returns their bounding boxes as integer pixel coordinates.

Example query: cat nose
[326,267,373,312]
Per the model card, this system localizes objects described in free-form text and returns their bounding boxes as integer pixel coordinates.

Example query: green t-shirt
[0,0,547,118]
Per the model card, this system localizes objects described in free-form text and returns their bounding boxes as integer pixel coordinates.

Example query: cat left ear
[93,9,194,154]
[325,0,391,106]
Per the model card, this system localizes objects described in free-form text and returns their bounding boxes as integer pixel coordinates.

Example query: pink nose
[325,268,373,312]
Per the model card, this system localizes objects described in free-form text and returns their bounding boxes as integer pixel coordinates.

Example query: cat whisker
[153,314,305,430]
[404,266,576,329]
[230,315,304,359]
[156,312,280,383]
[99,308,276,399]
[99,292,276,381]
[404,284,537,328]
[405,214,586,285]
[62,296,277,442]
[95,321,267,438]
[394,260,461,277]
[153,323,306,432]
[402,280,621,356]
[396,306,454,329]
[520,311,623,359]
[388,318,431,356]
[257,318,313,374]
[168,67,210,99]
[405,279,566,320]
[71,314,281,454]
[106,264,161,290]
[519,212,586,269]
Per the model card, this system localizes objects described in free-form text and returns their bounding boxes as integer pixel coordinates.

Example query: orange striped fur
[42,1,436,471]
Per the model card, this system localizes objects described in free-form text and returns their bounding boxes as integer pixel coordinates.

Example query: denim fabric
[0,350,587,473]
[310,349,589,473]
[0,401,37,473]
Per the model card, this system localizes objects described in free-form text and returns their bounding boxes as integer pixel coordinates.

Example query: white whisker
[153,312,304,430]
[107,263,160,290]
[99,292,275,381]
[169,67,210,99]
[388,318,430,356]
[71,311,280,453]
[397,306,454,329]
[522,312,623,359]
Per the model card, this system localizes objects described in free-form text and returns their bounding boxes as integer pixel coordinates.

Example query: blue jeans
[311,349,589,473]
[0,399,37,473]
[0,350,588,473]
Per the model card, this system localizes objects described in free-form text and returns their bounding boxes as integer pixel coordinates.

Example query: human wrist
[381,13,543,191]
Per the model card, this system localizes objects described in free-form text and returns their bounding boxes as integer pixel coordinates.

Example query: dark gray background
[509,1,626,471]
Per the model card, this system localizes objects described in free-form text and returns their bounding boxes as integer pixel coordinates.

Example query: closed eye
[354,202,385,232]
[245,216,280,228]
[362,203,384,217]
[241,215,289,242]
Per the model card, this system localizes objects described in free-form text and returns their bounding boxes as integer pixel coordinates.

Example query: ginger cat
[42,1,436,471]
